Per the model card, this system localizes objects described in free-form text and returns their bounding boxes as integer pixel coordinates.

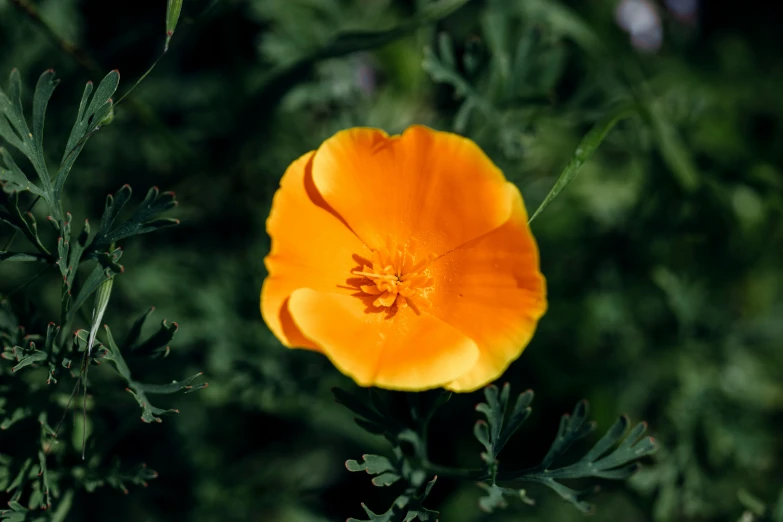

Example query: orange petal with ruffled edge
[310,125,513,258]
[261,152,371,350]
[287,288,480,390]
[428,183,547,392]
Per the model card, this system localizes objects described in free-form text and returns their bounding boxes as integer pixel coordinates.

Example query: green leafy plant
[0,66,203,520]
[3,0,776,521]
[422,1,701,210]
[0,5,204,520]
[338,383,657,520]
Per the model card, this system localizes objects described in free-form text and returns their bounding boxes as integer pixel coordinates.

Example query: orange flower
[260,125,547,392]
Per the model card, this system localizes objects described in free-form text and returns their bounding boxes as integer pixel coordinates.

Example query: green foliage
[89,185,179,254]
[165,0,184,51]
[526,106,636,223]
[339,384,656,519]
[491,398,655,513]
[0,6,204,519]
[249,0,472,117]
[1,0,781,521]
[736,488,783,522]
[0,69,118,221]
[473,384,534,469]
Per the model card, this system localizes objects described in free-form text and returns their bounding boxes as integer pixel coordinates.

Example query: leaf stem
[421,461,488,481]
[113,54,165,108]
[2,195,42,251]
[527,106,637,224]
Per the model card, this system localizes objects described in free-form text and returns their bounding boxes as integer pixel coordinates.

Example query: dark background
[1,0,782,520]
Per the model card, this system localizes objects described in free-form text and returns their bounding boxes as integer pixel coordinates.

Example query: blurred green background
[1,0,782,520]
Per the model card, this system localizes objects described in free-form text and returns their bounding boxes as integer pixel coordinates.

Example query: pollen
[352,240,435,313]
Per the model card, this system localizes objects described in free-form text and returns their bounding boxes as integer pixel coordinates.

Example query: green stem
[113,54,165,108]
[422,460,488,481]
[3,195,42,251]
[421,461,548,485]
[1,229,18,252]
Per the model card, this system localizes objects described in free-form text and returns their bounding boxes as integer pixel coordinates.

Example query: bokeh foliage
[1,0,782,521]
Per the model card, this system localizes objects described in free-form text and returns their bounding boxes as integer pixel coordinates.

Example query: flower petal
[261,152,371,350]
[288,288,480,390]
[428,183,547,392]
[310,125,513,257]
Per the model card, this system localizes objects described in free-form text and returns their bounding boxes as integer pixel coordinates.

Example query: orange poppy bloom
[260,125,547,392]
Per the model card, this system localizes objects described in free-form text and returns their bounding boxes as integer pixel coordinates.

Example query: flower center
[352,243,435,313]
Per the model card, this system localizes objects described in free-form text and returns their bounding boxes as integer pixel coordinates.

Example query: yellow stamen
[353,242,435,313]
